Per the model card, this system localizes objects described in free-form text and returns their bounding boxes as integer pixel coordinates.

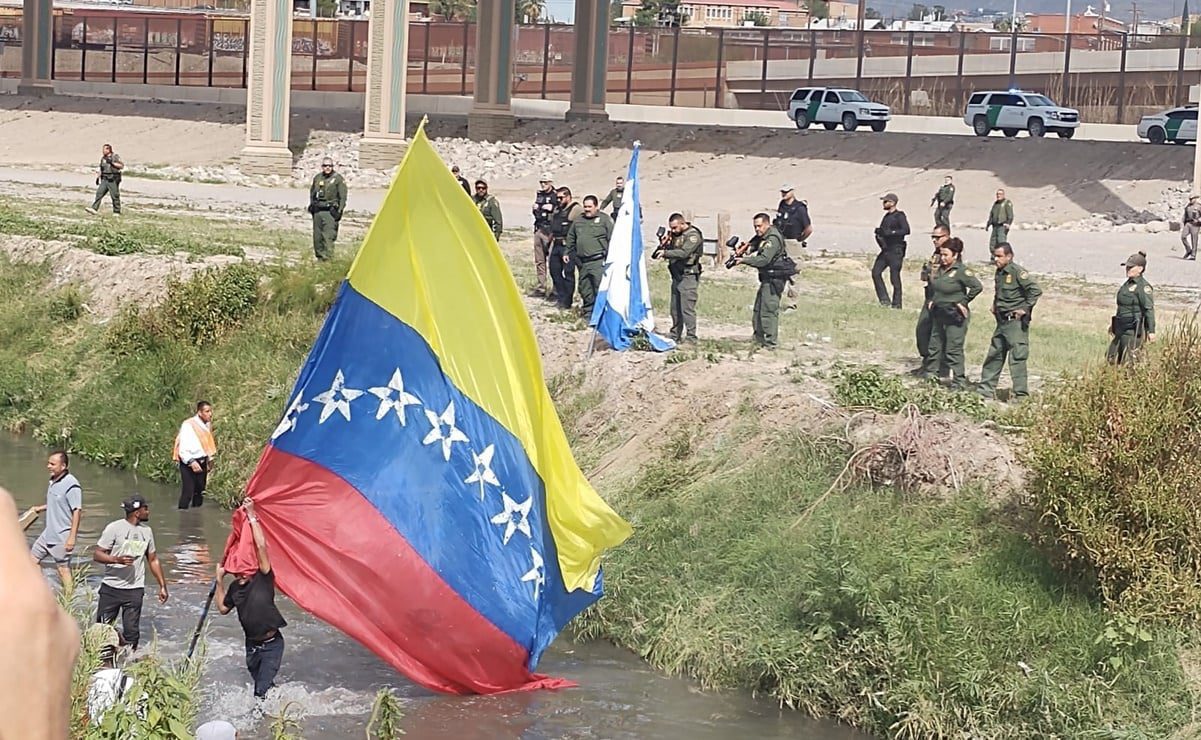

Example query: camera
[722,236,744,269]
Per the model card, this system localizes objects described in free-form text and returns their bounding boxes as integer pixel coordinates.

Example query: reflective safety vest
[172,417,217,463]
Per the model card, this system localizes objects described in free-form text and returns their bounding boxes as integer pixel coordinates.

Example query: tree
[516,0,545,23]
[808,0,830,20]
[865,6,882,18]
[744,10,771,25]
[907,3,928,20]
[610,0,624,22]
[429,0,472,20]
[632,0,687,27]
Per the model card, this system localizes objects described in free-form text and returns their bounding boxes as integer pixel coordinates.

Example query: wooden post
[716,210,731,267]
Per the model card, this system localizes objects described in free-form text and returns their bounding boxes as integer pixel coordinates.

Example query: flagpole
[186,579,218,661]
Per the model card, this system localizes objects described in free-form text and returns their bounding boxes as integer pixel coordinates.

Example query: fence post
[855,23,864,89]
[669,24,681,106]
[208,18,215,87]
[347,21,355,92]
[110,18,118,82]
[142,18,148,84]
[759,27,769,101]
[174,18,181,86]
[714,27,725,109]
[81,17,87,82]
[625,25,635,104]
[540,23,550,99]
[903,30,913,115]
[808,30,816,83]
[956,31,965,110]
[421,21,430,93]
[311,19,318,90]
[241,19,248,88]
[1117,32,1128,124]
[1177,30,1187,106]
[459,20,468,96]
[50,16,57,80]
[1062,33,1072,104]
[716,211,731,267]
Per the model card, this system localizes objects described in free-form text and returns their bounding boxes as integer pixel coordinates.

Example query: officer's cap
[1191,194,1200,202]
[780,184,794,193]
[881,192,899,204]
[539,173,553,183]
[1122,252,1147,268]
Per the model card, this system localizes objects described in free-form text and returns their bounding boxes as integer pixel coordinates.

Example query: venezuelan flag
[221,122,631,694]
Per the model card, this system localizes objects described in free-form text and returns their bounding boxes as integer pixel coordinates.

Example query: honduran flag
[221,122,632,694]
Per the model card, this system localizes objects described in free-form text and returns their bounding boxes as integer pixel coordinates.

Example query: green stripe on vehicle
[1167,119,1183,138]
[986,105,1002,129]
[806,98,821,121]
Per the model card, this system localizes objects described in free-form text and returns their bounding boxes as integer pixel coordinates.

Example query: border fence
[0,9,1195,125]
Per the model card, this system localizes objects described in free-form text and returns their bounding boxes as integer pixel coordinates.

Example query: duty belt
[578,253,605,263]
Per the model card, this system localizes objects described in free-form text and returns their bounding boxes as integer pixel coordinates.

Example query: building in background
[620,0,809,27]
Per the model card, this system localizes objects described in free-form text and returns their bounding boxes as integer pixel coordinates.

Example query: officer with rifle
[654,213,704,343]
[308,157,348,261]
[729,213,794,350]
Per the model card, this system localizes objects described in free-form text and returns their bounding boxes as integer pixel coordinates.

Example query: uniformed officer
[977,242,1042,401]
[473,180,503,240]
[931,175,954,229]
[921,236,982,389]
[452,165,470,195]
[599,177,625,220]
[916,224,951,372]
[531,174,557,299]
[86,143,124,215]
[776,185,812,312]
[308,157,347,261]
[549,187,583,310]
[872,193,910,309]
[733,213,787,349]
[565,195,614,318]
[658,213,704,343]
[1107,252,1156,365]
[987,188,1014,251]
[1181,195,1201,260]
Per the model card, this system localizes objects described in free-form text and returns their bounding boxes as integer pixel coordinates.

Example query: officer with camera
[656,213,704,343]
[309,157,348,261]
[732,213,791,350]
[549,187,583,310]
[86,144,124,216]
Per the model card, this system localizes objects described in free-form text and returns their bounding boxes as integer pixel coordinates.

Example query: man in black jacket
[872,192,911,309]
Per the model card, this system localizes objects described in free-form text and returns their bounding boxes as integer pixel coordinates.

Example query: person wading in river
[216,499,287,700]
[174,401,216,510]
[93,495,170,651]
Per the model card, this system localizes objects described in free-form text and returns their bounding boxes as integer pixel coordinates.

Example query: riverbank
[2,201,1198,737]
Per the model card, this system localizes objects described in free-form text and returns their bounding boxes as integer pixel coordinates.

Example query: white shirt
[177,415,212,465]
[87,668,133,723]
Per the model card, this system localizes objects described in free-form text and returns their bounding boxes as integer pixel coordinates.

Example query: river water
[1,433,865,740]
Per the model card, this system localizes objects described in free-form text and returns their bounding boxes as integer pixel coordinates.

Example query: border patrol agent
[565,195,614,317]
[977,242,1042,400]
[473,179,503,240]
[735,213,788,349]
[660,213,704,343]
[309,157,347,261]
[922,237,982,389]
[1107,252,1155,365]
[931,175,954,229]
[87,144,124,215]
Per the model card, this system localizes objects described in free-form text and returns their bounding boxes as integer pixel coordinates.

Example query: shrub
[1027,318,1201,622]
[833,365,989,418]
[49,286,87,322]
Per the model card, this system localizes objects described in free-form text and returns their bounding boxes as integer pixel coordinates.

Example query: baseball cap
[451,165,461,173]
[881,193,899,203]
[1122,252,1147,268]
[196,721,238,740]
[780,184,794,193]
[539,173,553,182]
[1191,194,1199,202]
[121,495,147,513]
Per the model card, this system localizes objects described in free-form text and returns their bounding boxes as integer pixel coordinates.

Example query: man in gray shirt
[93,495,169,650]
[30,450,82,591]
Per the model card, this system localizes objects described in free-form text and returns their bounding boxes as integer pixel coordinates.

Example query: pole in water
[186,579,218,661]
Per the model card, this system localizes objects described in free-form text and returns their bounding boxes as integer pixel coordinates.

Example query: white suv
[788,87,891,132]
[1137,106,1197,145]
[963,91,1080,139]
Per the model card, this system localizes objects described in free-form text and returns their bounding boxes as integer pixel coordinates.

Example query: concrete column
[467,0,517,141]
[19,0,53,94]
[241,0,294,176]
[360,0,411,169]
[566,0,610,122]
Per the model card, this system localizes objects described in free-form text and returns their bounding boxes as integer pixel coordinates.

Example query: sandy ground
[0,96,1196,285]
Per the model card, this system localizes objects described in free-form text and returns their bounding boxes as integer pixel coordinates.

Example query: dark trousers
[97,583,145,649]
[93,178,121,213]
[178,459,208,510]
[872,248,904,308]
[549,242,576,310]
[246,632,285,698]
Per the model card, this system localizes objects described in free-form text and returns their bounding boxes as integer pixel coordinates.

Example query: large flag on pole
[588,143,675,352]
[221,121,632,695]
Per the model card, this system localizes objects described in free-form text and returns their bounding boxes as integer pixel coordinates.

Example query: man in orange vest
[174,401,216,510]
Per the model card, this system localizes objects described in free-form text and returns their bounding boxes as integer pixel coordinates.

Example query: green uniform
[922,260,983,388]
[1107,276,1155,365]
[978,261,1042,399]
[932,183,954,228]
[916,249,941,367]
[987,199,1014,249]
[92,152,123,214]
[662,224,704,342]
[741,226,787,348]
[310,171,348,261]
[475,193,503,239]
[566,212,614,316]
[599,187,624,218]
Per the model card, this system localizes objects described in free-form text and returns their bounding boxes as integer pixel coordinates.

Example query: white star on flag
[489,492,533,545]
[464,445,501,500]
[368,369,422,424]
[521,547,545,600]
[422,400,470,461]
[312,370,364,423]
[271,393,309,440]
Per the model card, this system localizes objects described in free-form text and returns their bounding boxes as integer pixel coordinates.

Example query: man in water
[216,499,287,700]
[93,495,170,651]
[30,450,82,591]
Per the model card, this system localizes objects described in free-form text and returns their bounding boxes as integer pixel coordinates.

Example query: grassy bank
[2,206,1197,737]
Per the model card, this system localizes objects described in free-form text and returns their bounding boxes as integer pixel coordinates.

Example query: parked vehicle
[787,87,892,132]
[963,90,1080,139]
[1137,106,1197,145]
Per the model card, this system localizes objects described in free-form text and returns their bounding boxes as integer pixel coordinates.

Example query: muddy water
[1,434,867,740]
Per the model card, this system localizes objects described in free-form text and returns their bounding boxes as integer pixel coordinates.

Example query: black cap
[121,495,147,513]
